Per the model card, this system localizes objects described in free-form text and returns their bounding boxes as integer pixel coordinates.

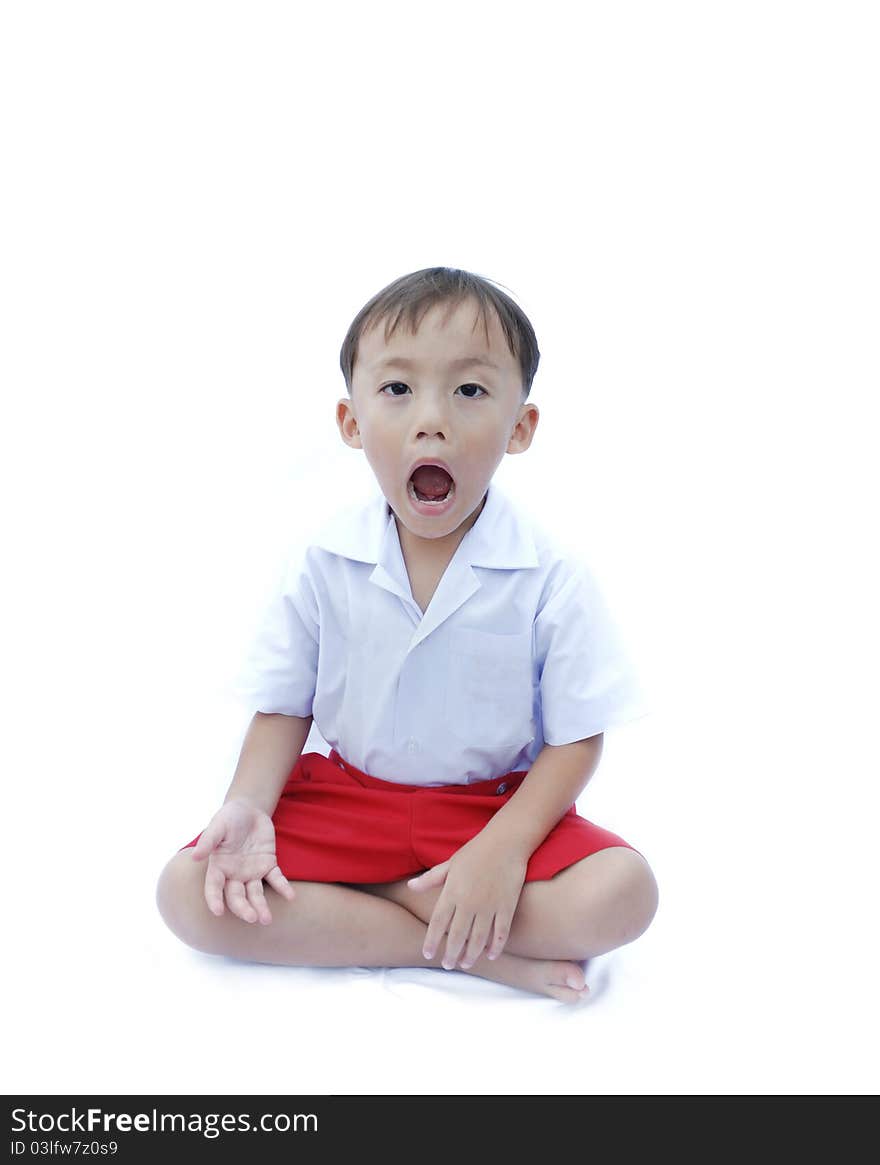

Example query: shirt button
[496,782,508,795]
[406,738,420,754]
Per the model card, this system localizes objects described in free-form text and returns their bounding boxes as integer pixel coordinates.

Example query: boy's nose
[413,406,450,438]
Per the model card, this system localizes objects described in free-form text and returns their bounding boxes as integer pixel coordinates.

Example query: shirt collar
[311,479,540,570]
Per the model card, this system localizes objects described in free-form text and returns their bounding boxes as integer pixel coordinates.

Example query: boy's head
[336,267,541,548]
[339,266,540,400]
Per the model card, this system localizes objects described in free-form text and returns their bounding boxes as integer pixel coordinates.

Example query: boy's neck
[392,490,487,573]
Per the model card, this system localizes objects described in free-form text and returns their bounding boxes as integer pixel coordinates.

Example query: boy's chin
[393,487,489,543]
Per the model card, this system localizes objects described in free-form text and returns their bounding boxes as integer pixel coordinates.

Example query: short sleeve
[535,560,650,744]
[231,547,320,717]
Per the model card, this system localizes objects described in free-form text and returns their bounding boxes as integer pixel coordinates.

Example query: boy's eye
[379,382,487,398]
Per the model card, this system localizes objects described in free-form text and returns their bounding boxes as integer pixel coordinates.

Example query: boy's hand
[408,835,528,970]
[190,798,295,924]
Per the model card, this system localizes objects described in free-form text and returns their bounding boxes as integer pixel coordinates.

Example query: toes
[545,961,591,1003]
[547,983,591,1004]
[554,961,586,992]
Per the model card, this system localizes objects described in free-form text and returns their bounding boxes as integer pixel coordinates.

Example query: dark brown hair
[339,266,540,399]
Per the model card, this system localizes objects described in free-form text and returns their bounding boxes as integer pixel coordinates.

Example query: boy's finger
[246,879,272,925]
[191,820,224,861]
[203,866,226,916]
[487,913,512,960]
[460,915,493,970]
[408,861,448,891]
[265,866,296,901]
[422,900,455,961]
[225,879,257,923]
[442,912,474,971]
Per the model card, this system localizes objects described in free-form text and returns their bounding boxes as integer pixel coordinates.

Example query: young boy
[156,266,658,1004]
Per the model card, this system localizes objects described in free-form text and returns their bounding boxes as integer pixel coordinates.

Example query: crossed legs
[352,846,658,959]
[156,846,657,1004]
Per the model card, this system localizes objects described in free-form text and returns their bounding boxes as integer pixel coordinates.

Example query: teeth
[408,479,454,505]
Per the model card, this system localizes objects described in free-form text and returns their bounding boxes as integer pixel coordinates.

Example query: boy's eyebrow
[370,355,500,372]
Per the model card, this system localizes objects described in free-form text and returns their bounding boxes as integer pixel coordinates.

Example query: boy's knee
[155,851,216,952]
[577,847,659,953]
[624,851,659,937]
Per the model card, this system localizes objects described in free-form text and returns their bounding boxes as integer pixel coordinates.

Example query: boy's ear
[336,398,363,449]
[507,402,539,454]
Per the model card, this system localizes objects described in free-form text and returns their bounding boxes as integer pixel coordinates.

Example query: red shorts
[180,748,636,883]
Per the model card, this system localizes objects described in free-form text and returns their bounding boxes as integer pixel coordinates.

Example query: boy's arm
[190,712,312,923]
[411,735,604,967]
[474,734,603,858]
[223,711,314,816]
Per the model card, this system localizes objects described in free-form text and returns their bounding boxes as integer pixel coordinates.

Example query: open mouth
[408,463,455,505]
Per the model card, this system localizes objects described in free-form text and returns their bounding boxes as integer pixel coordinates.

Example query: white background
[3,1,878,1095]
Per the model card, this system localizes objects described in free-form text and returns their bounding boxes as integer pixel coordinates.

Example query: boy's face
[337,297,539,551]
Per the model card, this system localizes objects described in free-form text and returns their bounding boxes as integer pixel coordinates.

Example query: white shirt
[233,481,649,786]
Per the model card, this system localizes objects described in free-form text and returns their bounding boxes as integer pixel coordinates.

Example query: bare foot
[456,949,590,1003]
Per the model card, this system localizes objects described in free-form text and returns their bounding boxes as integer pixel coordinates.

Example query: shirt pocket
[444,627,536,749]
